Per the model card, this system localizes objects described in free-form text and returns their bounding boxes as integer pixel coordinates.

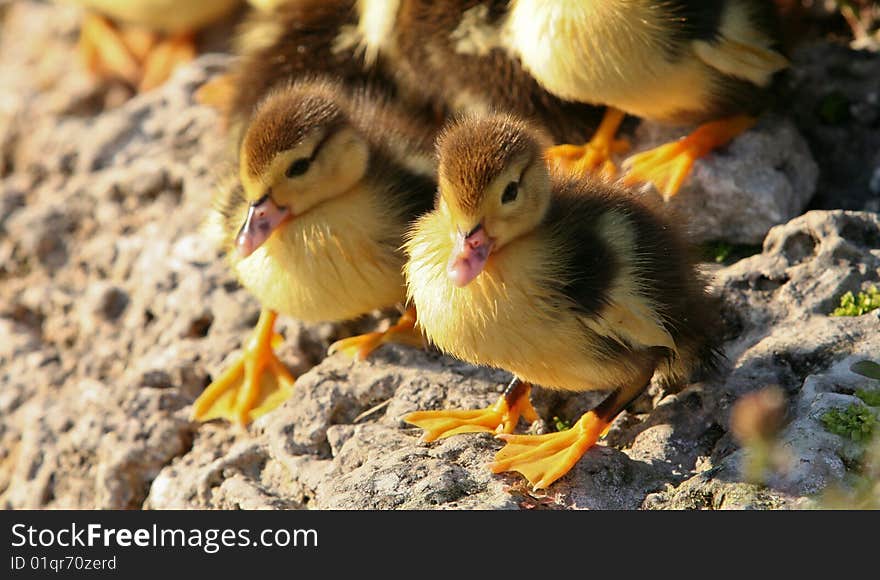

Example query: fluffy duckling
[198,0,419,135]
[404,114,722,489]
[191,78,437,425]
[350,0,604,147]
[67,0,243,91]
[362,0,788,198]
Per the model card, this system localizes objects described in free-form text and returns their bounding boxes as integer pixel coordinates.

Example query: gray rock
[643,466,800,510]
[628,115,819,245]
[781,42,880,212]
[147,347,676,510]
[709,210,880,497]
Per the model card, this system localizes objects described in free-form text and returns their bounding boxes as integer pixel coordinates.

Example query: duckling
[191,78,437,425]
[365,0,788,198]
[403,114,722,489]
[66,0,243,91]
[197,0,415,134]
[350,0,604,147]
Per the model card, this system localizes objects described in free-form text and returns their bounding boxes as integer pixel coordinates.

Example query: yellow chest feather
[405,212,665,392]
[233,187,406,323]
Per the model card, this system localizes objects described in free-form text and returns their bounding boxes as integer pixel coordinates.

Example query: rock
[781,42,880,212]
[643,466,800,510]
[709,210,880,496]
[146,347,676,510]
[629,115,819,245]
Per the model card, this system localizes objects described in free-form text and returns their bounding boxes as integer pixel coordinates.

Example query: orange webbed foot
[328,307,424,361]
[545,108,630,180]
[77,12,198,92]
[78,13,143,86]
[622,115,757,200]
[191,310,295,426]
[405,379,539,442]
[139,32,197,92]
[490,410,610,490]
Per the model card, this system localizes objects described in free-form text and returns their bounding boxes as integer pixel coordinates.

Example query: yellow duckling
[192,78,437,425]
[67,0,242,91]
[404,114,722,489]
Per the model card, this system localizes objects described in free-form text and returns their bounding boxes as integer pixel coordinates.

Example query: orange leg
[328,307,424,361]
[545,107,630,180]
[191,309,295,426]
[622,115,757,200]
[405,378,540,442]
[78,12,197,92]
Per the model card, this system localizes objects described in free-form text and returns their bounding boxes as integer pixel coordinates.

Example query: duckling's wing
[548,189,677,352]
[690,1,788,87]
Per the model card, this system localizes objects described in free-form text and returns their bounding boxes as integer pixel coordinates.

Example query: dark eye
[501,181,519,204]
[285,158,311,178]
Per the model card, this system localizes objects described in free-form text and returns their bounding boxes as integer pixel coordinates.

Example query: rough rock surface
[1,2,878,510]
[630,115,819,245]
[783,42,880,213]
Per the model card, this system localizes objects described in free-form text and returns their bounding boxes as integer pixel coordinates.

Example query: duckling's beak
[236,193,292,258]
[448,223,493,287]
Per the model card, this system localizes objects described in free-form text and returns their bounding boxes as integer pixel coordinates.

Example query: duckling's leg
[544,108,630,179]
[327,307,424,361]
[78,13,143,86]
[621,115,757,200]
[490,368,653,490]
[404,378,539,442]
[191,309,295,426]
[139,31,197,92]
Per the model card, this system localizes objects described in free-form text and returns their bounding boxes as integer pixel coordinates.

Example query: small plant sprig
[701,241,761,265]
[552,416,572,432]
[831,286,880,317]
[821,403,877,443]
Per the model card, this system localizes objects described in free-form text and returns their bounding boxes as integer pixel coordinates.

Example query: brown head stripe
[436,114,549,213]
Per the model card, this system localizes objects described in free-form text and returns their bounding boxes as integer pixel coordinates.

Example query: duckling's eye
[501,181,519,204]
[285,158,311,178]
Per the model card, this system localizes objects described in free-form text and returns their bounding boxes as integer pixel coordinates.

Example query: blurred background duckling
[64,0,244,92]
[404,114,722,489]
[198,0,423,135]
[191,78,437,426]
[358,0,788,199]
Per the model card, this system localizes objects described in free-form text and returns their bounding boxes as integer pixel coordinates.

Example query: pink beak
[235,194,292,258]
[447,224,493,287]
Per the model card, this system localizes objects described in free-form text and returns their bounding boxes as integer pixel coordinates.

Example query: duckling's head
[235,81,370,257]
[436,114,552,287]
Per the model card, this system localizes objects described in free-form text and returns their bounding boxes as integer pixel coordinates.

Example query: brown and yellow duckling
[404,114,722,489]
[67,0,243,91]
[191,78,437,426]
[198,0,420,133]
[364,0,788,198]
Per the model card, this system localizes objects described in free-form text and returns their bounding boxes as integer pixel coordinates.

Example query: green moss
[821,404,877,443]
[856,389,880,408]
[818,91,851,125]
[552,416,571,432]
[831,286,880,317]
[701,241,762,265]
